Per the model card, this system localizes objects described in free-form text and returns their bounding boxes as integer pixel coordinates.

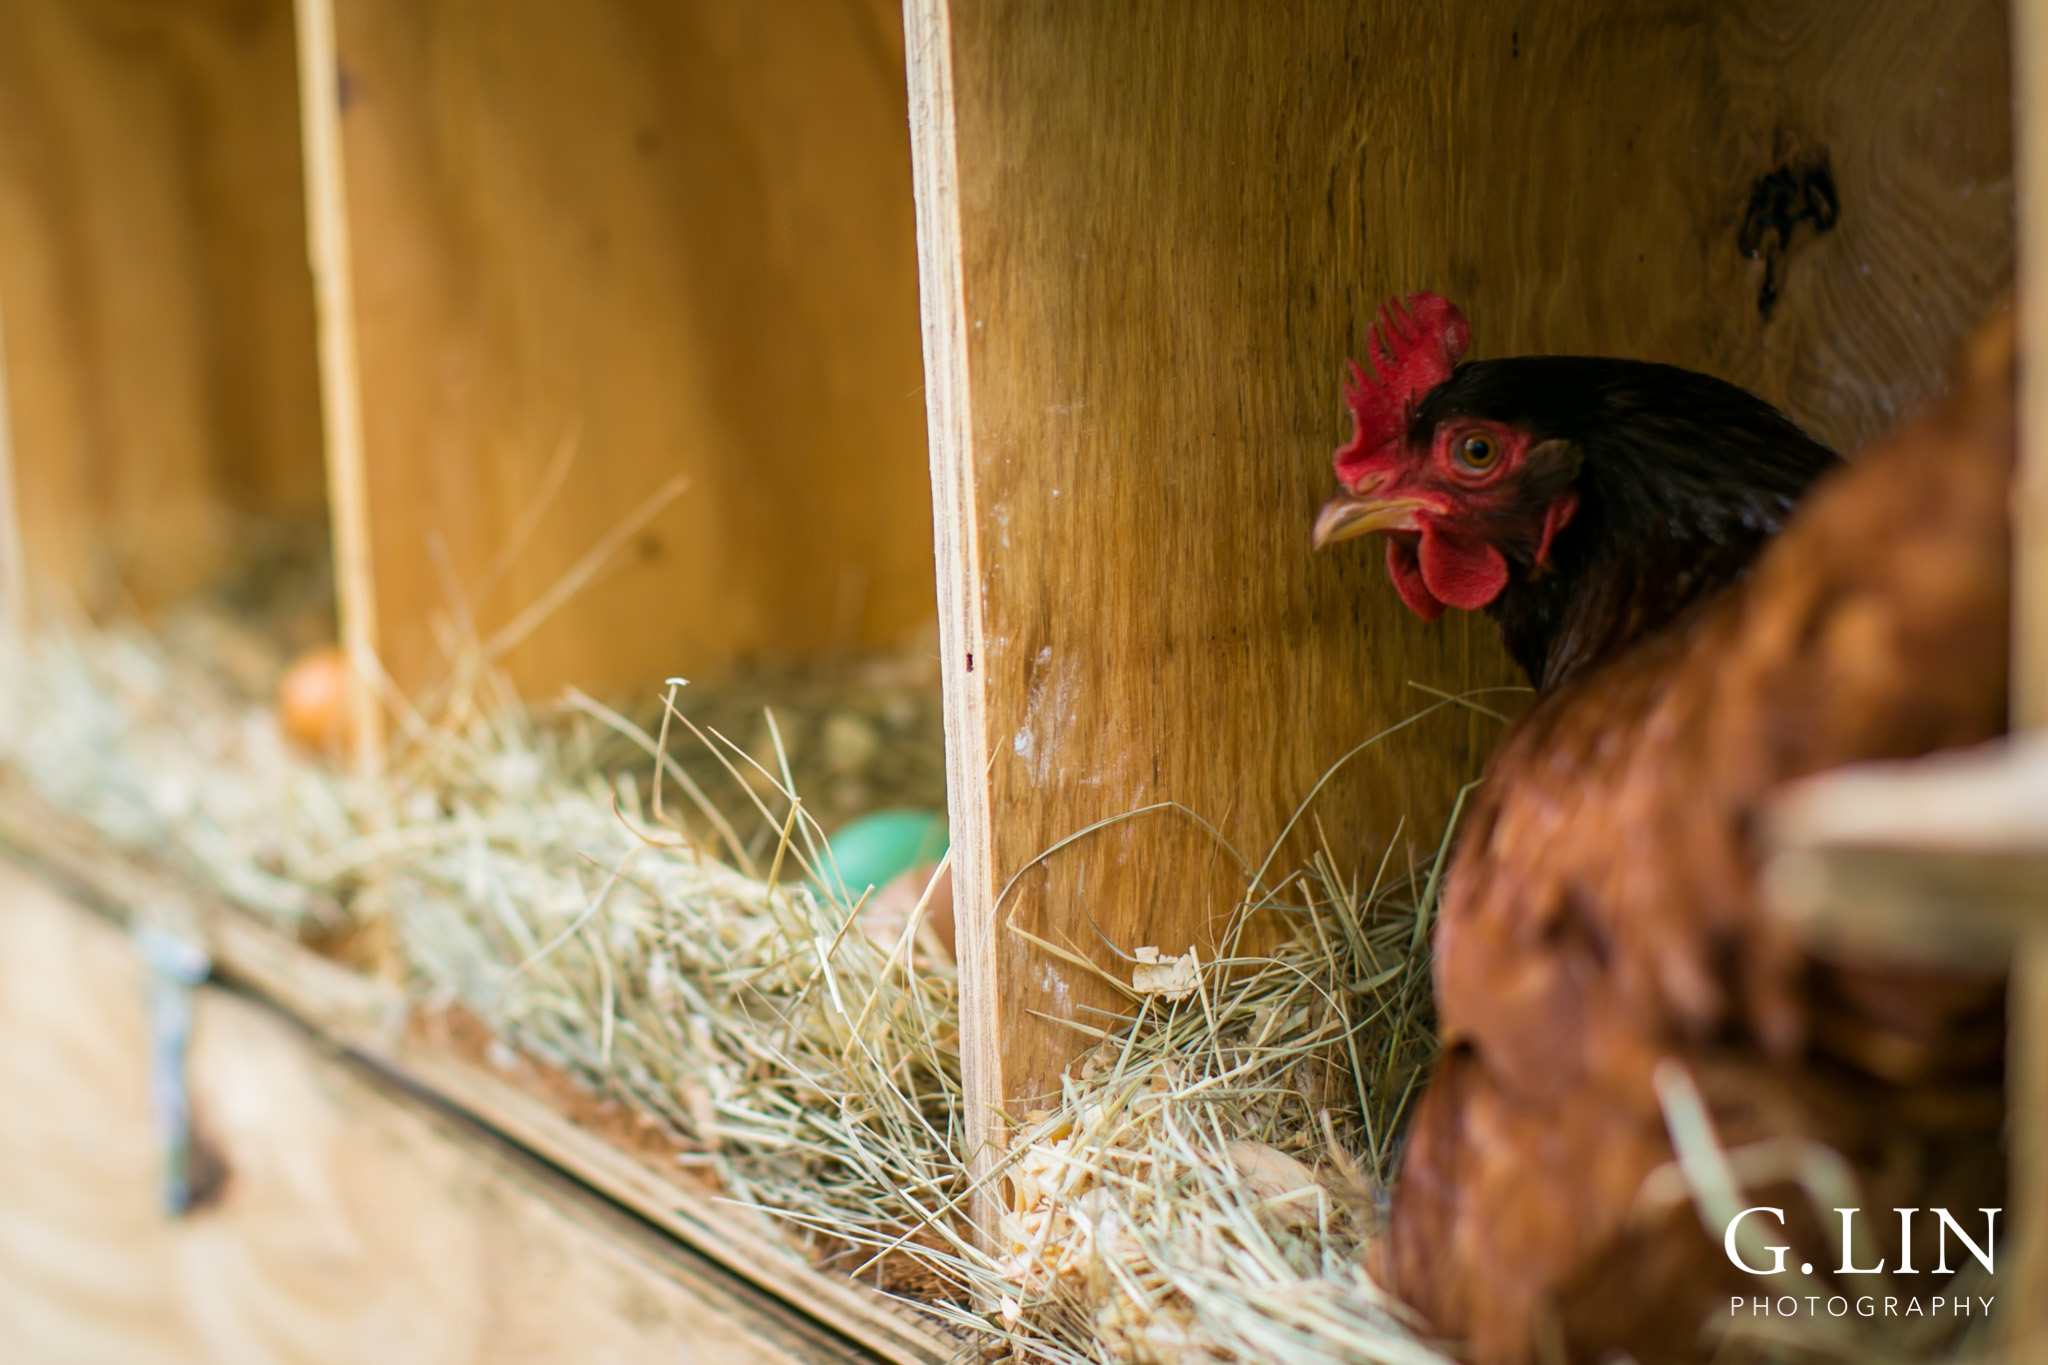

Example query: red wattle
[1386,539,1445,621]
[1417,527,1509,611]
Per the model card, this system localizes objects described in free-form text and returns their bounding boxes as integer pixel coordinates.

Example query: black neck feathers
[1413,357,1841,690]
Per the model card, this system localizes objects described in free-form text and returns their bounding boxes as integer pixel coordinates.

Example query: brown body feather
[1377,314,2015,1363]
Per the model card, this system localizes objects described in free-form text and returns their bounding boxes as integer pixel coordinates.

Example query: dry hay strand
[589,655,949,851]
[854,801,1466,1365]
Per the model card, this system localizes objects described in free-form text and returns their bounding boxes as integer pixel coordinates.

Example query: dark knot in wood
[1739,155,1840,319]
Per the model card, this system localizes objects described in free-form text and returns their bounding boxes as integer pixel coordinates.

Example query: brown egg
[923,863,956,959]
[863,862,957,963]
[277,645,355,755]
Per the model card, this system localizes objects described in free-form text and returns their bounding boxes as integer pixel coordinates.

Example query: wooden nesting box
[907,0,2015,1152]
[314,0,934,703]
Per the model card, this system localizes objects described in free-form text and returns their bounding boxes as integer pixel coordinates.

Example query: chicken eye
[1455,433,1501,472]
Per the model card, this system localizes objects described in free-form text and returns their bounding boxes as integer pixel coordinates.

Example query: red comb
[1334,292,1471,484]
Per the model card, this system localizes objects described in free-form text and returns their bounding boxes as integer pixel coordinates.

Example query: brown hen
[1316,299,2013,1362]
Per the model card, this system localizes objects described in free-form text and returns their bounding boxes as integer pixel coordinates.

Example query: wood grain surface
[910,0,2016,1136]
[0,864,878,1365]
[295,0,385,780]
[2007,0,2046,1347]
[0,790,957,1365]
[328,0,936,701]
[0,0,324,617]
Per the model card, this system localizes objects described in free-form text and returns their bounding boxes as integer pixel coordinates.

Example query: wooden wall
[908,0,2015,1144]
[0,863,871,1365]
[0,0,324,617]
[329,0,935,699]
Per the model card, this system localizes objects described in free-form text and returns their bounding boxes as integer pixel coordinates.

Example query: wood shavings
[1130,944,1199,1000]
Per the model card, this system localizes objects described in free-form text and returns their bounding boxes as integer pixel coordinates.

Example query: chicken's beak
[1312,482,1431,549]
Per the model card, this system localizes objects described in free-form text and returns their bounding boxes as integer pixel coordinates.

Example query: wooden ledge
[1762,737,2048,967]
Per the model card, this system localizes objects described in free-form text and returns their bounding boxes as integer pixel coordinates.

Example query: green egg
[817,808,949,901]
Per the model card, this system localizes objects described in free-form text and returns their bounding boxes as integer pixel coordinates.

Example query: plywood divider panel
[2018,0,2048,729]
[295,0,385,779]
[902,0,999,1181]
[0,0,324,617]
[2008,0,2048,1346]
[328,0,934,702]
[0,284,28,630]
[910,0,2013,1140]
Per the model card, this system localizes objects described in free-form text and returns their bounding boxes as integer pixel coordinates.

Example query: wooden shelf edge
[387,1048,957,1365]
[1760,738,2048,966]
[1763,843,2047,968]
[0,790,960,1365]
